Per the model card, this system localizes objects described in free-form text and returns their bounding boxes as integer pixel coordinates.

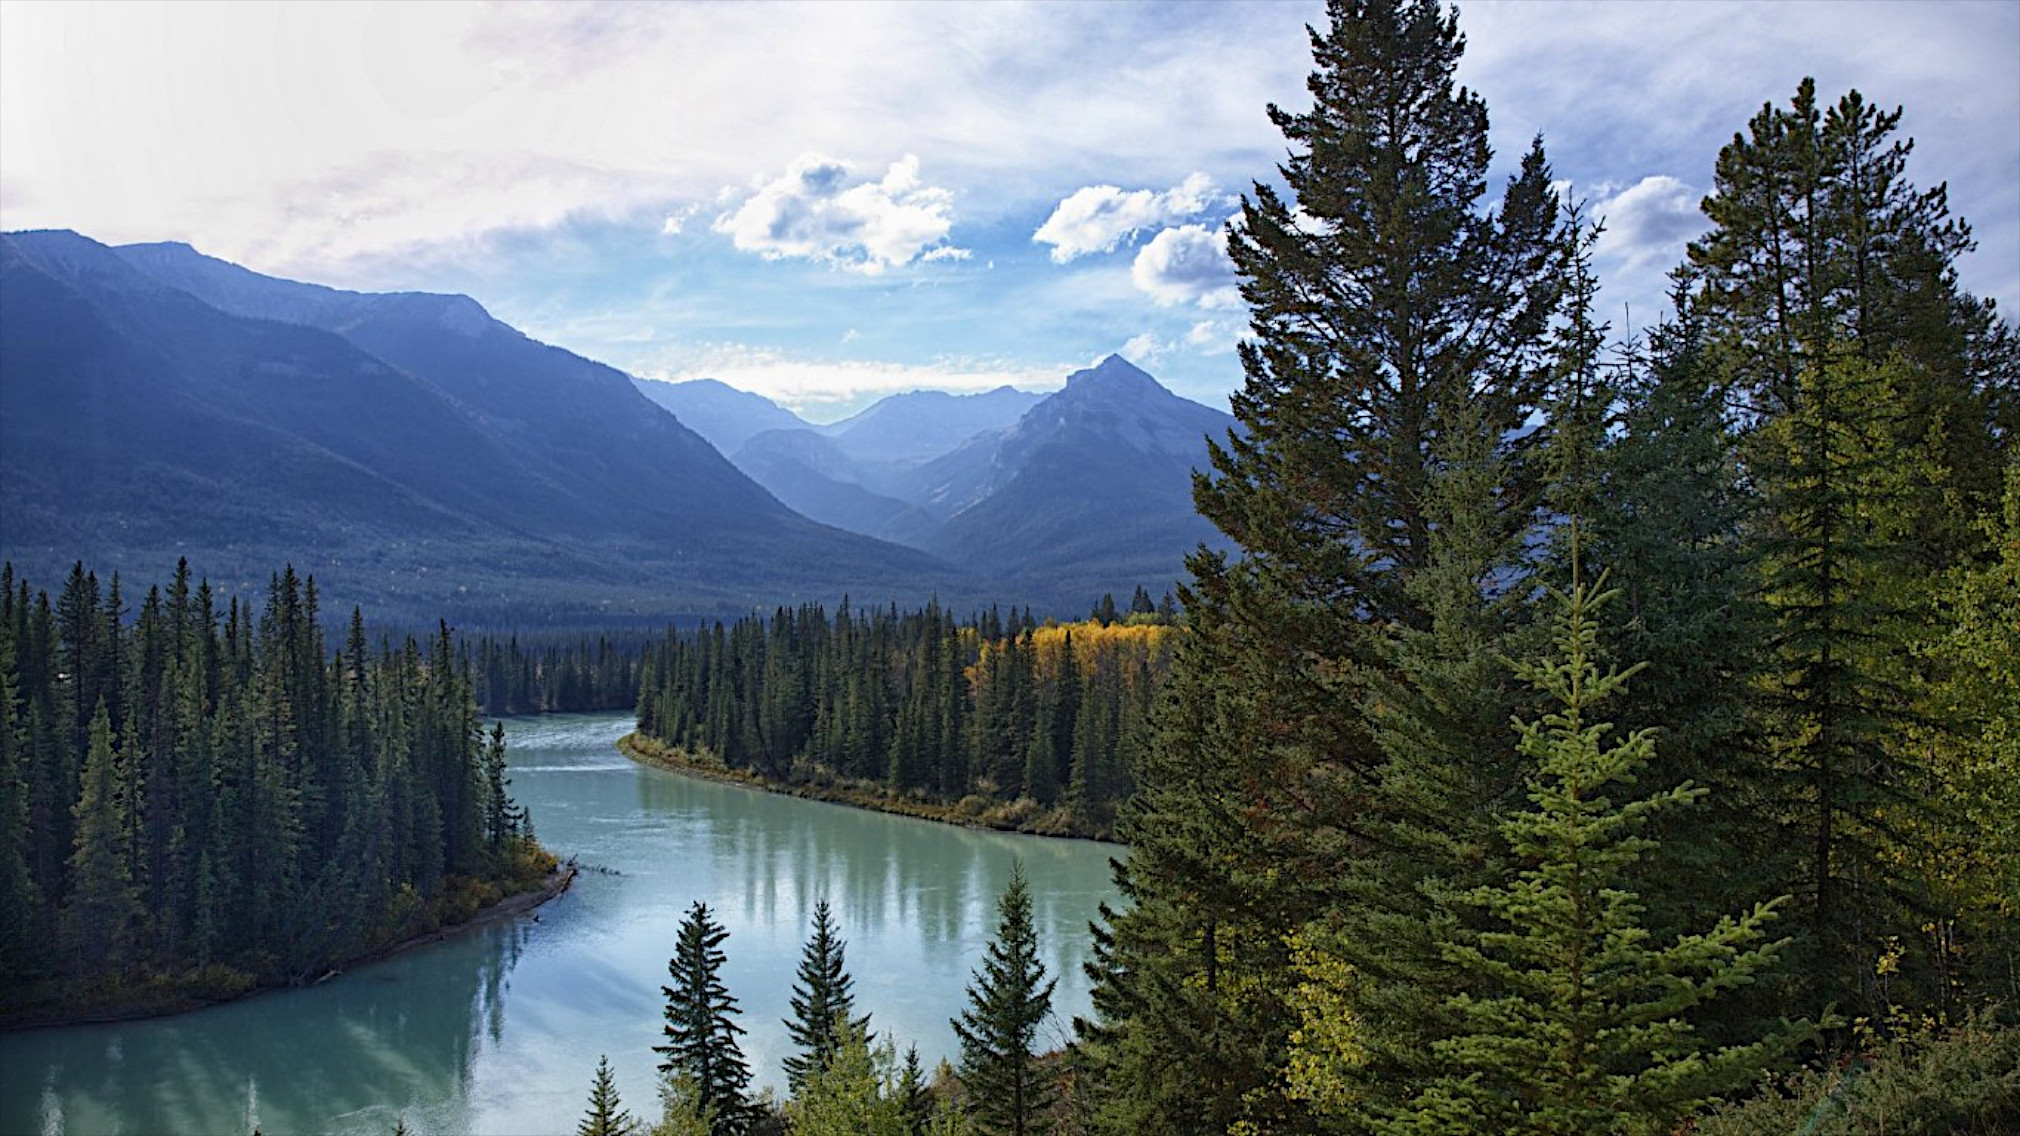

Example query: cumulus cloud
[1131,223,1241,309]
[1122,317,1245,365]
[1593,175,1705,271]
[1122,331,1167,363]
[1033,172,1229,262]
[711,154,965,274]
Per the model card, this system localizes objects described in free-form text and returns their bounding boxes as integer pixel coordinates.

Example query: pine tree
[1376,571,1792,1134]
[1688,76,2017,1024]
[580,1054,638,1136]
[785,1020,909,1136]
[784,898,871,1094]
[953,863,1056,1136]
[656,901,751,1134]
[1085,0,1564,1127]
[62,701,143,971]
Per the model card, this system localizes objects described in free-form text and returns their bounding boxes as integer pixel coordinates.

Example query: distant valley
[1,229,1234,626]
[639,357,1237,604]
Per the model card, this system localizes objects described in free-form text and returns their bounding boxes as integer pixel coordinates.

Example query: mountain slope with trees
[0,232,979,627]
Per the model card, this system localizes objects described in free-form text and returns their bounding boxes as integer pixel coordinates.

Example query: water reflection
[0,916,527,1135]
[0,713,1119,1135]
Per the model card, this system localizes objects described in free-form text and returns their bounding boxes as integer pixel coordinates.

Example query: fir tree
[62,702,142,971]
[580,1054,638,1136]
[953,863,1056,1136]
[1085,0,1565,1127]
[1380,571,1793,1134]
[656,901,751,1134]
[784,1020,909,1136]
[784,898,871,1094]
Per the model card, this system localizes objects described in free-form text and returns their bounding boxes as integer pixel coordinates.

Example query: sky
[3,0,2015,421]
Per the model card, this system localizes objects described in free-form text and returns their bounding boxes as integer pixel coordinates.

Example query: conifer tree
[0,632,40,977]
[953,863,1056,1136]
[785,1020,909,1136]
[784,898,871,1094]
[656,901,751,1134]
[63,702,142,970]
[580,1054,638,1136]
[1380,572,1792,1134]
[1085,0,1564,1126]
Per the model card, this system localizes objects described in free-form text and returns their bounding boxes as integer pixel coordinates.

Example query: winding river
[0,713,1122,1135]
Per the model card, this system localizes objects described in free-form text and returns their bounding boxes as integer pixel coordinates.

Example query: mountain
[820,386,1044,464]
[630,377,811,455]
[1,231,976,626]
[900,355,1238,605]
[716,384,1041,539]
[729,429,930,538]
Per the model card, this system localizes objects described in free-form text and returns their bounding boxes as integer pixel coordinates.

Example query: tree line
[572,865,1058,1136]
[1071,1,2018,1132]
[0,559,552,1020]
[634,602,1175,838]
[471,631,646,718]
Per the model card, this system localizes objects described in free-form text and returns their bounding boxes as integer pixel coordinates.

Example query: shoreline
[0,863,577,1033]
[617,732,1120,844]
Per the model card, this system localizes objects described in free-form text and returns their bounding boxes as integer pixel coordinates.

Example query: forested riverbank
[633,601,1175,840]
[0,560,558,1030]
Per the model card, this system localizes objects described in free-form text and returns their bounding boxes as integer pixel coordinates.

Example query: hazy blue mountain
[730,429,930,537]
[631,377,810,455]
[891,356,1238,605]
[2,230,977,625]
[820,385,1044,464]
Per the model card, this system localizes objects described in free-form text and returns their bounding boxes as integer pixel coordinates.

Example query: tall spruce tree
[62,702,142,971]
[1688,77,2017,1024]
[954,863,1056,1136]
[1083,0,1564,1128]
[656,901,751,1135]
[1375,572,1792,1135]
[784,898,871,1093]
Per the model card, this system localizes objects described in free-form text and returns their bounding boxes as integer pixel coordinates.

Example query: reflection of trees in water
[628,766,1110,983]
[0,920,525,1136]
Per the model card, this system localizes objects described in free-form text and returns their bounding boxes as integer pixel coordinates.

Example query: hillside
[0,231,978,626]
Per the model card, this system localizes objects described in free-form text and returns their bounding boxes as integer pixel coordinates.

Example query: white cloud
[712,154,965,274]
[1594,176,1704,267]
[1131,224,1241,309]
[660,205,700,236]
[1122,332,1168,363]
[1585,175,1710,326]
[1033,172,1229,262]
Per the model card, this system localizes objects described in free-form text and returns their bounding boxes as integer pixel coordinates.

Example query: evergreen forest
[1062,0,2020,1132]
[632,601,1174,838]
[0,560,555,1024]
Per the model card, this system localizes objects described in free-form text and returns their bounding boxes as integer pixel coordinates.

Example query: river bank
[617,732,1120,842]
[0,861,577,1033]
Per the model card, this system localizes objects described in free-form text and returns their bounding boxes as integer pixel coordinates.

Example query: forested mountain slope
[0,231,977,626]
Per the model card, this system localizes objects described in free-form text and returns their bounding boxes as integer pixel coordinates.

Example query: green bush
[1696,1014,2020,1135]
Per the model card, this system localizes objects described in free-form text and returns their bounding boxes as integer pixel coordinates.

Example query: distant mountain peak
[1065,354,1160,391]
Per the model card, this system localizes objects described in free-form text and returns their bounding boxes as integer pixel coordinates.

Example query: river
[0,712,1122,1135]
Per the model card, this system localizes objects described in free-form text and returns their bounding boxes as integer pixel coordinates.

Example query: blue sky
[3,0,2015,420]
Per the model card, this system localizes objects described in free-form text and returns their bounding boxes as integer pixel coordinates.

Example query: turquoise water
[0,712,1121,1135]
